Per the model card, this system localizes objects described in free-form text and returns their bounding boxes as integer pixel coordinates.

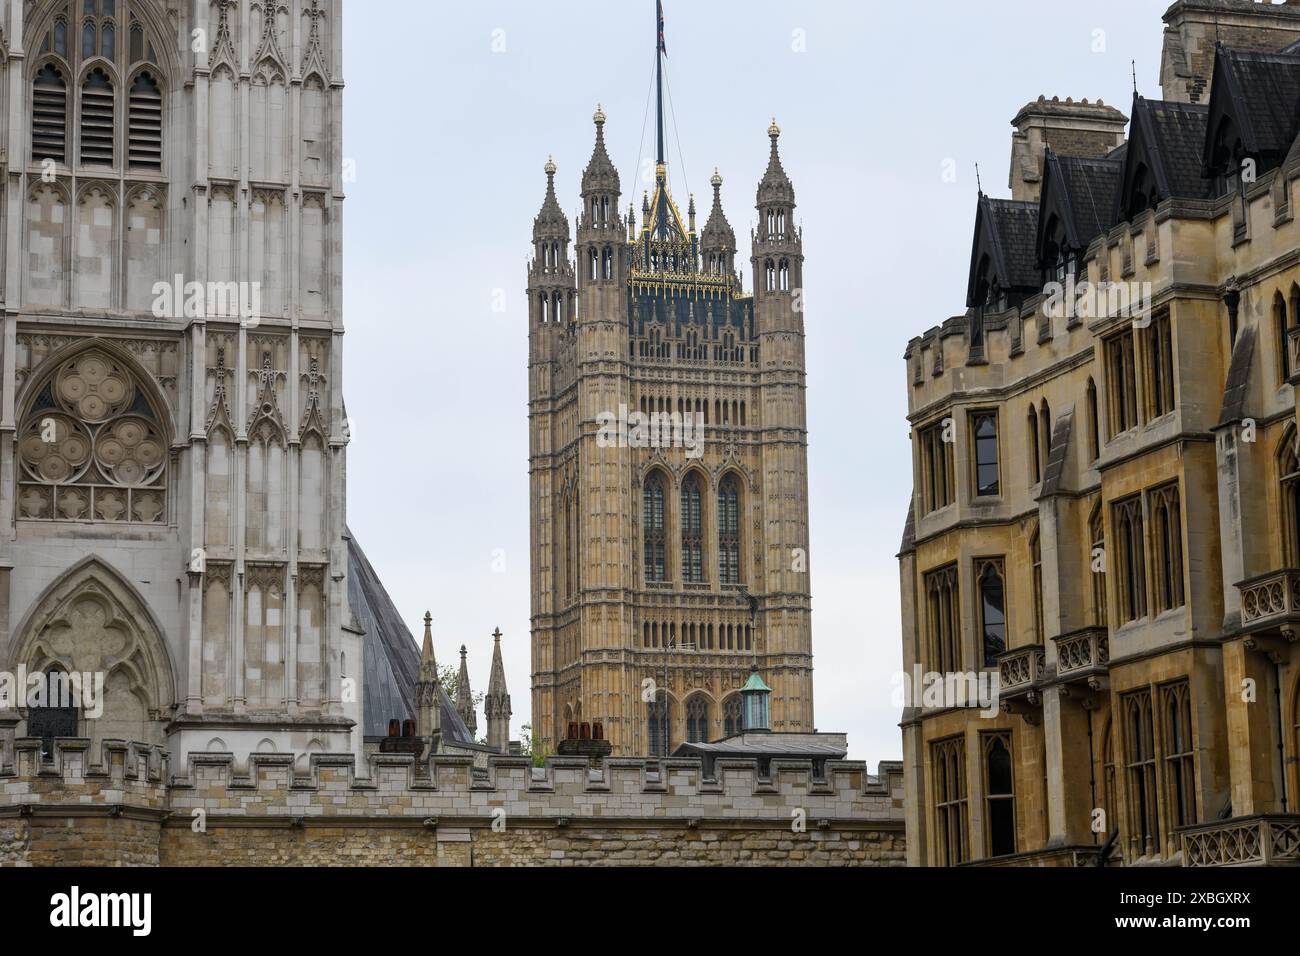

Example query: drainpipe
[1275,658,1289,813]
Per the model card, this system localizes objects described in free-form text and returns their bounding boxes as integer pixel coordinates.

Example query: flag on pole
[658,0,667,55]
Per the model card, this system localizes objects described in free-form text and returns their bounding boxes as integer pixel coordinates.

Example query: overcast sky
[340,0,1172,761]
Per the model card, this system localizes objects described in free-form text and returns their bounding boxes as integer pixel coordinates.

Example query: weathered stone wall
[0,740,905,867]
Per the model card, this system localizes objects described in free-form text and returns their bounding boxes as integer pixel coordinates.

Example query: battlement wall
[0,740,906,866]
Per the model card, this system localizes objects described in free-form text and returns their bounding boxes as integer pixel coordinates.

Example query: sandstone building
[527,12,814,757]
[0,0,905,867]
[899,0,1300,867]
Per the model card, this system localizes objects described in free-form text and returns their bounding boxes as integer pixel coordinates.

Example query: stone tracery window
[18,349,167,524]
[718,473,741,585]
[982,731,1015,858]
[1280,428,1300,566]
[932,735,968,866]
[723,695,742,736]
[685,694,709,743]
[643,470,667,583]
[681,473,704,584]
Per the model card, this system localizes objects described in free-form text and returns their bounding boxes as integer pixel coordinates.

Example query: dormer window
[1054,250,1077,286]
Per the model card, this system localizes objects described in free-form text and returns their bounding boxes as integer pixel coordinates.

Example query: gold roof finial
[768,117,781,138]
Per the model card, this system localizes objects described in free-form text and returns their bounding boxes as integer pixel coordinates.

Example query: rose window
[18,350,167,524]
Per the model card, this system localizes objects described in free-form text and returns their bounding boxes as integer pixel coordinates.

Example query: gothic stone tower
[527,11,813,758]
[0,0,354,767]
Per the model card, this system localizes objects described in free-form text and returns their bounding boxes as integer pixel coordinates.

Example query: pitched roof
[966,195,1041,308]
[1117,96,1211,220]
[1203,46,1300,175]
[1037,149,1123,262]
[346,530,476,745]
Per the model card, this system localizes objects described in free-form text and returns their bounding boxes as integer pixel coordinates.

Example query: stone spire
[700,168,736,275]
[581,105,620,197]
[456,644,477,739]
[533,155,569,242]
[485,627,512,754]
[757,118,796,208]
[416,612,441,751]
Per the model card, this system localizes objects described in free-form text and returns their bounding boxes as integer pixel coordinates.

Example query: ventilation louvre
[128,72,162,171]
[79,69,115,166]
[32,64,68,163]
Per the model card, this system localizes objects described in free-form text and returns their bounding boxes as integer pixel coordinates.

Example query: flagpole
[655,1,665,167]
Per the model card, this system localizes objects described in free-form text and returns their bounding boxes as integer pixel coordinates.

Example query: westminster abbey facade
[527,34,814,757]
[900,0,1300,867]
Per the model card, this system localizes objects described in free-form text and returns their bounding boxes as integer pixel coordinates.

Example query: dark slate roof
[1056,153,1123,244]
[1037,149,1122,263]
[346,530,476,745]
[1217,325,1256,427]
[966,195,1041,308]
[1117,96,1211,221]
[1204,46,1300,173]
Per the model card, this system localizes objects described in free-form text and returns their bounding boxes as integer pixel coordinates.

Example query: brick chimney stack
[1007,97,1129,203]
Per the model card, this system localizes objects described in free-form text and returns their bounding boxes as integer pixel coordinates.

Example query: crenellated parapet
[0,739,902,824]
[0,740,904,866]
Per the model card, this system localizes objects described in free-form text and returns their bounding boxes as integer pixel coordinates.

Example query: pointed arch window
[1028,405,1041,484]
[1148,484,1184,613]
[79,68,115,166]
[932,736,968,866]
[976,559,1005,668]
[1276,292,1292,384]
[32,64,69,163]
[681,473,704,584]
[1090,504,1107,628]
[1124,688,1159,858]
[983,732,1016,858]
[686,695,709,743]
[127,70,162,170]
[723,695,742,737]
[1039,400,1052,473]
[1281,431,1300,566]
[1113,496,1147,623]
[647,694,671,757]
[643,471,667,583]
[1161,680,1197,851]
[17,349,168,524]
[718,473,741,585]
[1143,311,1175,420]
[925,565,960,673]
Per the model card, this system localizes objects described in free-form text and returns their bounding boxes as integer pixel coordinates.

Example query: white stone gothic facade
[0,0,356,768]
